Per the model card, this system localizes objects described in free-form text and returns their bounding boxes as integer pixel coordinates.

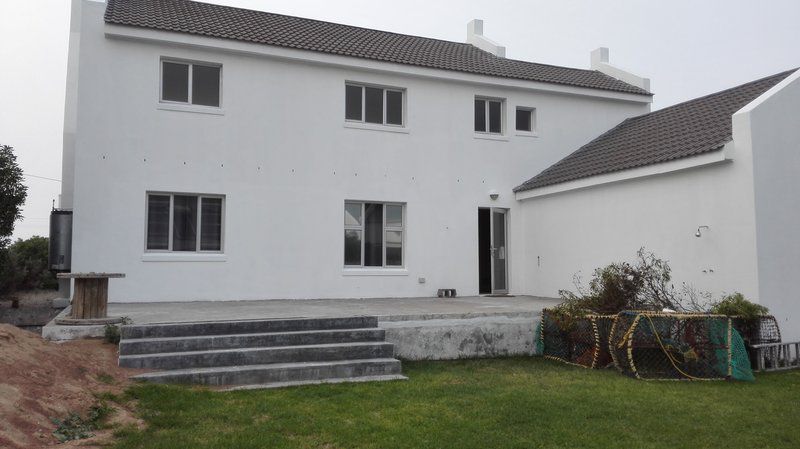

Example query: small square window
[160,59,221,107]
[475,97,503,134]
[516,108,535,132]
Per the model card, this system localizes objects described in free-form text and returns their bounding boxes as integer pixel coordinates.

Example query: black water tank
[49,209,72,272]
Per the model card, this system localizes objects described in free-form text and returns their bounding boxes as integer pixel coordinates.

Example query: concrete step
[119,341,395,370]
[120,316,379,339]
[223,374,408,390]
[119,328,386,355]
[131,358,404,386]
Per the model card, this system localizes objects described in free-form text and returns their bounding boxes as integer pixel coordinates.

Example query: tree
[0,144,28,248]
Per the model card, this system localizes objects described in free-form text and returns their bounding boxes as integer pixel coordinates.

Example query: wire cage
[608,311,754,381]
[540,309,616,369]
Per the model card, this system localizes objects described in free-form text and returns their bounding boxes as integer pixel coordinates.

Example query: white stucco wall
[740,70,800,340]
[518,146,760,307]
[64,1,650,302]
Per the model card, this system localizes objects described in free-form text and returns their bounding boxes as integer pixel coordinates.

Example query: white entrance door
[490,208,508,294]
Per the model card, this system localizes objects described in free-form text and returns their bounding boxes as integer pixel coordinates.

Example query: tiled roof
[514,69,796,192]
[104,0,651,95]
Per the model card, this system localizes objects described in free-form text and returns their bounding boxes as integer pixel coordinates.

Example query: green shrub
[0,236,58,296]
[709,293,768,320]
[51,402,113,443]
[104,324,121,345]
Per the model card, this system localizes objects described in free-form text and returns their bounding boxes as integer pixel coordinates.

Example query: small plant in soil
[104,324,121,344]
[51,402,113,443]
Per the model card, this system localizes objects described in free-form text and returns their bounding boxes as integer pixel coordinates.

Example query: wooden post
[71,277,110,319]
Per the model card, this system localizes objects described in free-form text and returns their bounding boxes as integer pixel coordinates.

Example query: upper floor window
[475,97,503,134]
[515,107,537,134]
[345,83,404,126]
[161,59,221,107]
[344,201,404,267]
[146,192,224,253]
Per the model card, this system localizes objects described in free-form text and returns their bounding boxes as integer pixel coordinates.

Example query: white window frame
[474,96,505,136]
[343,201,405,268]
[144,192,226,254]
[515,106,538,137]
[345,82,406,127]
[159,58,223,108]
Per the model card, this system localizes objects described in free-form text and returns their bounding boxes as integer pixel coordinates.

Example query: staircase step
[131,358,403,386]
[121,316,379,339]
[223,374,408,390]
[119,328,386,355]
[119,341,394,370]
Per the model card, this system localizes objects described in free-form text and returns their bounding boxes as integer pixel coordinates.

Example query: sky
[1,0,798,241]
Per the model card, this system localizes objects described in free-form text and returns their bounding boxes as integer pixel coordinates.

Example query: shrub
[104,324,121,345]
[709,293,768,320]
[0,236,58,296]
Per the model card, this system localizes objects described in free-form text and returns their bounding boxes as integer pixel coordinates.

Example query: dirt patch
[0,324,145,448]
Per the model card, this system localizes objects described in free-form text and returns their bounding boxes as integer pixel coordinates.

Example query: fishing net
[608,311,754,381]
[540,309,616,369]
[731,315,782,369]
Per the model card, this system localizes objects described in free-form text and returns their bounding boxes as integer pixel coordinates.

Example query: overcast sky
[1,0,798,240]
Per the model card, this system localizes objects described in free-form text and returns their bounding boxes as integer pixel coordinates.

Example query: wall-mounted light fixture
[695,225,710,238]
[488,189,499,200]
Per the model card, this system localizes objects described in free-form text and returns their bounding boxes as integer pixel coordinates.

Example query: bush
[0,236,58,296]
[104,324,121,345]
[709,293,768,320]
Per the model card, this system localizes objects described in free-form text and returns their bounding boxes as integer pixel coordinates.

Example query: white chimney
[467,19,506,57]
[590,47,650,91]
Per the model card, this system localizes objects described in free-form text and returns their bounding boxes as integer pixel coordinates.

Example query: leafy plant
[51,402,113,443]
[104,324,121,345]
[709,293,768,320]
[0,236,58,296]
[0,144,27,249]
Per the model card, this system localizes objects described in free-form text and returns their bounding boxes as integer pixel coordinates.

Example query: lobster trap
[539,309,616,369]
[608,312,754,381]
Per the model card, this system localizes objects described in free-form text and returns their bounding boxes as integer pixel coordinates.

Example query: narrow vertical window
[172,195,198,252]
[344,202,363,266]
[363,203,384,266]
[200,197,223,251]
[364,87,384,124]
[488,101,502,133]
[161,62,189,103]
[192,65,221,107]
[146,195,171,250]
[386,90,403,125]
[474,99,486,132]
[345,85,363,121]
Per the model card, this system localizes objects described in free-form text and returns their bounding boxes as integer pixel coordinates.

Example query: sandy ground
[0,324,145,448]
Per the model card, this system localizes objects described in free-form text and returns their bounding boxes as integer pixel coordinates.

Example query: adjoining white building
[57,0,799,338]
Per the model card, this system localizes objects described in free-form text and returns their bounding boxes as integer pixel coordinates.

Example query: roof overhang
[104,23,653,104]
[514,145,732,201]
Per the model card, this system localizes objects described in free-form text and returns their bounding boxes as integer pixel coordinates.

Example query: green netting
[609,312,754,381]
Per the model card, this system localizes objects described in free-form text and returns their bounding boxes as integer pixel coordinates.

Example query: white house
[58,0,798,338]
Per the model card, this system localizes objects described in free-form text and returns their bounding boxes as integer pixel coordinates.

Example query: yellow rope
[642,315,705,381]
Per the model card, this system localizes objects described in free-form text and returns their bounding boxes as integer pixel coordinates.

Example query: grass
[112,358,799,449]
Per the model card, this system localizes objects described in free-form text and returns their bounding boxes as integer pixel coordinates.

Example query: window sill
[515,131,539,138]
[344,122,409,134]
[157,103,225,116]
[474,133,509,142]
[342,268,408,276]
[142,253,227,262]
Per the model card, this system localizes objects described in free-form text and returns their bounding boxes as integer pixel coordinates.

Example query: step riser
[121,316,379,339]
[119,329,386,355]
[136,361,402,386]
[120,344,395,370]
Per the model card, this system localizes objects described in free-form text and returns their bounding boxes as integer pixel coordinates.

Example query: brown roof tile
[104,0,651,95]
[514,69,796,192]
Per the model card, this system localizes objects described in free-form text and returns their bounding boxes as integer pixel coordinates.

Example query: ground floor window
[344,201,404,267]
[146,192,224,252]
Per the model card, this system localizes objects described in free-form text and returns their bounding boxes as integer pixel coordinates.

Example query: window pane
[474,99,486,132]
[489,100,502,133]
[364,203,383,266]
[192,65,220,107]
[162,62,189,103]
[173,195,198,251]
[364,87,384,124]
[386,90,403,125]
[344,230,362,266]
[344,202,362,226]
[516,109,532,131]
[146,195,170,250]
[386,205,402,228]
[200,197,222,251]
[386,231,402,266]
[345,85,362,121]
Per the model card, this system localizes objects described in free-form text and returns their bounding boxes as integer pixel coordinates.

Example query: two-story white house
[59,0,799,339]
[59,0,651,301]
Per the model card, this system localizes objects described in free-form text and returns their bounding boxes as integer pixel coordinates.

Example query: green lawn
[111,358,799,449]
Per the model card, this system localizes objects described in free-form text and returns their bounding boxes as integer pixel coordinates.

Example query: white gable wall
[64,1,649,301]
[517,145,761,309]
[738,70,800,340]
